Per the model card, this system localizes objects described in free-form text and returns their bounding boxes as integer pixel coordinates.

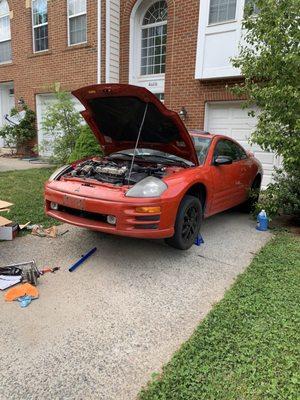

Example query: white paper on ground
[0,275,22,290]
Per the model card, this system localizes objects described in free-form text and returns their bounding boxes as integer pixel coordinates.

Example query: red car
[45,84,262,250]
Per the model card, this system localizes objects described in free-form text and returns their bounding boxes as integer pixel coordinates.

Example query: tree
[231,0,300,216]
[40,91,84,164]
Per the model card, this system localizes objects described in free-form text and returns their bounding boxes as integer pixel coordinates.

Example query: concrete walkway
[0,211,271,400]
[0,157,52,172]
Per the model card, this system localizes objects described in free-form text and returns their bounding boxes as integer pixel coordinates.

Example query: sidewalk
[0,157,52,172]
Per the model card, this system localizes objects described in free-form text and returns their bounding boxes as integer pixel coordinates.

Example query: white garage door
[36,93,84,157]
[205,101,280,187]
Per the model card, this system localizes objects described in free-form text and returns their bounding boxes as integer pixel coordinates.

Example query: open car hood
[72,84,199,165]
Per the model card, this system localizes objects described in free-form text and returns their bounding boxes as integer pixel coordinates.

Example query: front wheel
[165,195,202,250]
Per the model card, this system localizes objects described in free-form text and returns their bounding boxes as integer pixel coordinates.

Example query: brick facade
[119,0,243,130]
[0,0,244,151]
[0,0,99,111]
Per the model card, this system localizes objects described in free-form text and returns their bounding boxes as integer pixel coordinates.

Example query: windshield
[191,136,212,165]
[109,148,194,166]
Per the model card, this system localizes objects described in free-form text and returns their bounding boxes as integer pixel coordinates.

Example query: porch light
[179,107,188,121]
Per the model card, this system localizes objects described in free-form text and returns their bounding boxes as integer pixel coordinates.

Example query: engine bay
[67,158,167,186]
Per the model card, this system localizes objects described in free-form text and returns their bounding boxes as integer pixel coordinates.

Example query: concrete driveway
[0,211,271,400]
[0,157,52,171]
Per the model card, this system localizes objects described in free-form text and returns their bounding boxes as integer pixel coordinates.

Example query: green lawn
[0,168,58,227]
[140,234,300,400]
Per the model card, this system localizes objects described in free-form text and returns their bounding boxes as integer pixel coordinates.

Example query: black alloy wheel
[165,195,202,250]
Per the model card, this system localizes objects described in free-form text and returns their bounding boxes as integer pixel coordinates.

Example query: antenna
[127,102,149,185]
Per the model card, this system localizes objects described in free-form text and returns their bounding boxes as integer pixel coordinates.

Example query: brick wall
[0,0,99,112]
[120,0,244,130]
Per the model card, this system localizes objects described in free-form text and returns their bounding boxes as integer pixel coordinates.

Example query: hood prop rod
[127,102,149,185]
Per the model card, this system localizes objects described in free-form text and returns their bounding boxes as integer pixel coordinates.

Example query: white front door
[205,101,280,187]
[0,82,15,148]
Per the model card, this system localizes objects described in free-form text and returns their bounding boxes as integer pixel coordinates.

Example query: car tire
[242,176,261,213]
[165,195,202,250]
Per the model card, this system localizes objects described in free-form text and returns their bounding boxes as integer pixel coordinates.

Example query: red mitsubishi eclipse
[45,84,262,250]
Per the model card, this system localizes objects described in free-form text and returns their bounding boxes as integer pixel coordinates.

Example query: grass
[139,233,300,400]
[0,168,58,227]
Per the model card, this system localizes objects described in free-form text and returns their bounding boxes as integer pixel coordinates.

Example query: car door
[210,139,246,214]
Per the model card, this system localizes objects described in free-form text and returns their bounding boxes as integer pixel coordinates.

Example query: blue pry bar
[69,247,97,272]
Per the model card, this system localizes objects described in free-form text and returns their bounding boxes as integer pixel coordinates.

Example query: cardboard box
[0,222,19,241]
[0,216,18,241]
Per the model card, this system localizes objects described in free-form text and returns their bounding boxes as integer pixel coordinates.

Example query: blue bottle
[256,210,269,231]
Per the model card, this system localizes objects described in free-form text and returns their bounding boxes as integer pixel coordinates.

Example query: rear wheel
[242,176,261,213]
[165,195,202,250]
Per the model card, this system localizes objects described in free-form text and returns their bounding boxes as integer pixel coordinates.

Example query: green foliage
[40,91,83,164]
[0,105,36,153]
[68,124,102,163]
[231,0,300,217]
[0,168,59,227]
[255,168,300,218]
[140,233,300,400]
[232,0,300,171]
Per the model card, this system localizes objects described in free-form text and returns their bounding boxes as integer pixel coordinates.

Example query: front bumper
[45,187,176,239]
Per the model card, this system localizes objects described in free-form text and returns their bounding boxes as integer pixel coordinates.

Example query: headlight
[48,165,71,182]
[126,177,168,198]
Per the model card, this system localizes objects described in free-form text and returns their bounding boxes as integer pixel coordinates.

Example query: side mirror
[214,156,233,165]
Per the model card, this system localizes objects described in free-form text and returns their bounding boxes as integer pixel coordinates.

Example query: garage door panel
[255,152,275,165]
[231,128,252,141]
[206,102,278,187]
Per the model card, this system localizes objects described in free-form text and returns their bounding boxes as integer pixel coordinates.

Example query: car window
[214,139,247,161]
[191,136,212,165]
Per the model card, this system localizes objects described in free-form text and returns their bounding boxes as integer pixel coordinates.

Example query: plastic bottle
[256,209,269,231]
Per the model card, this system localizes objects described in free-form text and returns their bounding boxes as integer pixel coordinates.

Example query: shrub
[255,169,300,219]
[0,105,36,154]
[68,124,102,163]
[39,91,83,164]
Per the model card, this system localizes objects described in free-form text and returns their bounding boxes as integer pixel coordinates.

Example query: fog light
[107,215,117,225]
[50,202,59,210]
[135,206,161,214]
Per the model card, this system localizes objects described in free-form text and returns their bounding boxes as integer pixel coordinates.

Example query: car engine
[69,159,166,185]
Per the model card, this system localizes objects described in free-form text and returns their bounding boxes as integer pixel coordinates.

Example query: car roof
[189,130,215,138]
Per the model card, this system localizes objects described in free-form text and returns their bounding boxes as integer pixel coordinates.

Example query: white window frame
[0,0,12,64]
[129,0,167,95]
[208,0,237,26]
[67,0,87,47]
[32,0,48,53]
[140,3,167,76]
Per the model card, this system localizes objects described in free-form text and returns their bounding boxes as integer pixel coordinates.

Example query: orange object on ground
[4,283,39,302]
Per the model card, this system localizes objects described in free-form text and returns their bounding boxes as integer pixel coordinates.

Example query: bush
[68,125,102,163]
[0,105,36,154]
[39,91,83,164]
[255,169,300,219]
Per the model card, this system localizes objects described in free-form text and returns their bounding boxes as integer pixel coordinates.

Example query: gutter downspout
[105,0,111,83]
[97,0,101,84]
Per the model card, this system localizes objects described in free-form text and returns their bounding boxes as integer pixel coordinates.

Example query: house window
[68,0,87,46]
[208,0,237,24]
[141,1,167,76]
[0,0,11,63]
[32,0,48,52]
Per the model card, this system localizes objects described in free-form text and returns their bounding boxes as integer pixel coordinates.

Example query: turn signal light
[135,206,161,214]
